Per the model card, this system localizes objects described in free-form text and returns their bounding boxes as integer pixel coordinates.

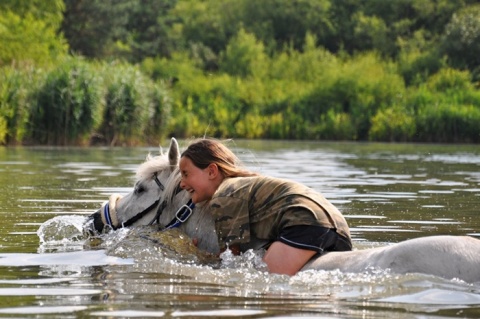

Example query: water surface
[0,141,479,318]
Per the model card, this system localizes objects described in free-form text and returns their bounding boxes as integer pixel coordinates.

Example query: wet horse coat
[85,138,480,282]
[303,235,480,282]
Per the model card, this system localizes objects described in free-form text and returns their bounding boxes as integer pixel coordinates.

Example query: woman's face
[179,156,220,203]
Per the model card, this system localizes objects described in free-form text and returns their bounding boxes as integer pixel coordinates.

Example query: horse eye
[134,183,145,194]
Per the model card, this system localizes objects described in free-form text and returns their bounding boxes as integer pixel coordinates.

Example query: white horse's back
[303,236,480,282]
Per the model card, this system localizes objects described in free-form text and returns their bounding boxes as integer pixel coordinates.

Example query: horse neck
[155,169,220,254]
[158,169,190,220]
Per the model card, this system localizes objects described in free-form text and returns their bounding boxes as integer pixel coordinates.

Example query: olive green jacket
[207,176,351,252]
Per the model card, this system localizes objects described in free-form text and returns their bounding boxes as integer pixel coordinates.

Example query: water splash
[97,226,220,266]
[219,248,268,272]
[37,215,87,253]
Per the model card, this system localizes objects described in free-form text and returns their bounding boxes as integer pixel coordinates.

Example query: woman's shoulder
[231,175,307,193]
[220,175,259,188]
[217,175,307,195]
[224,175,302,187]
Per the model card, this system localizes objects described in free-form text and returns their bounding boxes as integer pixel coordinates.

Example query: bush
[219,28,268,78]
[426,68,473,92]
[97,63,152,146]
[0,117,6,145]
[268,33,338,83]
[143,81,172,145]
[94,62,172,146]
[0,66,36,144]
[141,54,203,83]
[409,68,480,109]
[369,106,416,142]
[406,67,480,142]
[28,58,101,145]
[298,52,406,140]
[415,103,480,143]
[397,31,445,86]
[317,110,356,140]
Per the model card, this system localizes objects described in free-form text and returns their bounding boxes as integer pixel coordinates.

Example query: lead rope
[163,199,196,230]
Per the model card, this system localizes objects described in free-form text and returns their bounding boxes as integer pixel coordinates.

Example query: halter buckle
[175,204,193,223]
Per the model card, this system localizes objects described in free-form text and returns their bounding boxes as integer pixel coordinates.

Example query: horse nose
[83,209,105,236]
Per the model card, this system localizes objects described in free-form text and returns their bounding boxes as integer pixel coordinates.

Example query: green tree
[441,4,480,78]
[219,29,268,78]
[122,0,178,62]
[0,11,67,66]
[329,0,477,57]
[352,12,390,55]
[62,0,178,62]
[240,0,332,51]
[62,0,131,58]
[172,0,240,61]
[327,0,361,53]
[397,29,445,85]
[173,0,332,67]
[0,0,64,29]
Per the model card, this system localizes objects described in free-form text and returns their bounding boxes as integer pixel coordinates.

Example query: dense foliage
[1,0,480,145]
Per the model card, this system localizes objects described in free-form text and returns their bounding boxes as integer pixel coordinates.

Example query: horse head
[84,137,220,254]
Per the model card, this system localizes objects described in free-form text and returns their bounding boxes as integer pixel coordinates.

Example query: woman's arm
[263,241,317,276]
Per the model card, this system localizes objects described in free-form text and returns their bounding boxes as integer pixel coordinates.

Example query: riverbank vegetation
[1,0,480,145]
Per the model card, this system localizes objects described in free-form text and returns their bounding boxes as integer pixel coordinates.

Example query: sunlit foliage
[2,0,480,144]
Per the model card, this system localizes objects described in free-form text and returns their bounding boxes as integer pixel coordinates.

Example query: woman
[179,138,352,275]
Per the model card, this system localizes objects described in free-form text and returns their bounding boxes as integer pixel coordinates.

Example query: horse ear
[168,137,180,168]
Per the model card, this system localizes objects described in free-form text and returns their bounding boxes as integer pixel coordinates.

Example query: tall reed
[0,66,41,145]
[97,63,167,146]
[28,58,101,145]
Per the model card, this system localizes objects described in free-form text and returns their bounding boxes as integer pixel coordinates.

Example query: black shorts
[278,225,352,254]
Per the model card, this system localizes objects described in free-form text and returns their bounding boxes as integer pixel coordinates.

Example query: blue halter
[101,173,196,231]
[163,199,196,230]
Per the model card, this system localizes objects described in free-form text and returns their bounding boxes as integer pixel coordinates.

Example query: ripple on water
[0,250,133,267]
[0,287,101,296]
[375,288,480,305]
[0,306,88,315]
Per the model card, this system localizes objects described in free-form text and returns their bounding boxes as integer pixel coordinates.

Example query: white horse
[85,138,220,254]
[302,235,480,282]
[84,138,480,282]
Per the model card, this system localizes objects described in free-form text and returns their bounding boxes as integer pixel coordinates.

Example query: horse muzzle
[83,194,124,236]
[83,209,106,236]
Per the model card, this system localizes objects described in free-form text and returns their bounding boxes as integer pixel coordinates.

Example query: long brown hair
[181,138,257,178]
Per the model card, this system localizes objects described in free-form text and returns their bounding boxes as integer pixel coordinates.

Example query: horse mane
[161,167,188,206]
[135,152,190,207]
[135,153,170,181]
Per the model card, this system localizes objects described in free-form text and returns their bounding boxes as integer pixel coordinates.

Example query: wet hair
[181,138,257,178]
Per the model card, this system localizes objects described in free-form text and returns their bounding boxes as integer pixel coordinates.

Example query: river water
[0,140,479,318]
